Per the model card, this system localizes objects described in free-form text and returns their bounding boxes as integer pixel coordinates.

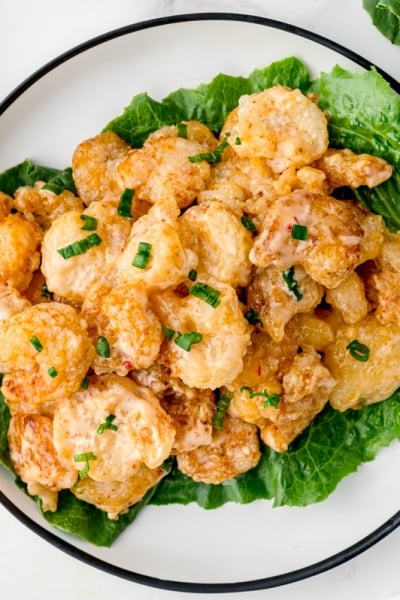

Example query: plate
[1,12,400,593]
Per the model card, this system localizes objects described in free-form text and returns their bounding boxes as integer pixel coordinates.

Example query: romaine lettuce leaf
[0,159,76,196]
[363,0,400,45]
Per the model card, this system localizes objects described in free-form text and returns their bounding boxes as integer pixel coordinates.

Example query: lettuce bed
[1,57,400,546]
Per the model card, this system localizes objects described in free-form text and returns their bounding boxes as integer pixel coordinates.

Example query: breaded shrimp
[325,271,369,324]
[13,183,84,230]
[72,131,131,204]
[8,414,78,510]
[81,282,163,375]
[116,198,197,291]
[176,415,260,484]
[0,282,31,320]
[71,464,167,519]
[0,214,42,292]
[223,86,329,173]
[323,314,400,411]
[0,191,12,219]
[0,302,95,415]
[179,200,253,287]
[41,201,132,303]
[314,148,393,191]
[116,125,213,209]
[152,277,251,389]
[53,374,175,482]
[250,190,384,288]
[246,264,323,342]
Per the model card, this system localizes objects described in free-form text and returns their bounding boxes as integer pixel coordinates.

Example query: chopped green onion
[132,241,152,269]
[189,282,221,308]
[188,269,198,282]
[57,233,102,259]
[235,136,242,145]
[213,394,231,430]
[42,182,63,195]
[47,366,58,378]
[97,414,118,434]
[282,266,303,301]
[81,375,90,389]
[244,308,263,327]
[291,224,308,241]
[174,331,203,352]
[240,215,257,232]
[188,135,230,164]
[346,339,370,362]
[176,122,188,138]
[162,326,175,340]
[96,336,110,358]
[74,452,97,479]
[80,214,98,231]
[41,283,52,298]
[118,189,135,219]
[30,335,43,352]
[240,386,281,408]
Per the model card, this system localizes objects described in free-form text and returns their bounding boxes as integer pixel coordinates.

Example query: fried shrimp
[176,415,261,484]
[152,277,251,389]
[250,190,384,288]
[0,214,42,292]
[116,198,197,291]
[0,302,94,415]
[82,282,163,375]
[72,130,131,204]
[116,124,215,209]
[53,374,175,482]
[8,414,78,511]
[41,202,132,303]
[224,85,329,173]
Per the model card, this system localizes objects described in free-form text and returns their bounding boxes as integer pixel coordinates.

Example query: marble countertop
[1,1,400,599]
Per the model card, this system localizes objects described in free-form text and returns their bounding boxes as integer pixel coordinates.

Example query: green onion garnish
[80,214,98,231]
[162,326,175,341]
[47,366,58,378]
[73,452,97,479]
[81,375,90,389]
[30,335,43,352]
[57,233,102,259]
[96,336,110,358]
[240,386,281,408]
[132,241,152,269]
[346,339,370,362]
[188,135,230,164]
[118,189,135,219]
[96,414,118,434]
[189,282,221,308]
[176,122,188,138]
[188,269,198,282]
[42,182,63,195]
[241,215,256,232]
[282,266,303,301]
[244,308,263,327]
[235,136,242,145]
[213,394,231,430]
[291,224,308,241]
[41,283,52,298]
[174,331,203,352]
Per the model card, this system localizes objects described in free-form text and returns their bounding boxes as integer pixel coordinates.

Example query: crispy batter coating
[224,86,329,173]
[250,190,384,288]
[116,125,214,209]
[176,415,260,484]
[13,183,84,229]
[53,374,175,482]
[0,214,42,292]
[71,464,167,519]
[0,302,94,415]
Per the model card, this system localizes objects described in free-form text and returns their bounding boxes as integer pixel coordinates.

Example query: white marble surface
[1,1,400,598]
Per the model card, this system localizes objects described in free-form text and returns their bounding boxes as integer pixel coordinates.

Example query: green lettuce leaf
[363,0,400,45]
[0,159,76,196]
[0,390,12,471]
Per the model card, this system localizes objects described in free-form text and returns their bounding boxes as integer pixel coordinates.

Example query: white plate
[1,13,400,593]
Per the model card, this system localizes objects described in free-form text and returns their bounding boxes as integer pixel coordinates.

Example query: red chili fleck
[123,360,133,371]
[257,365,262,376]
